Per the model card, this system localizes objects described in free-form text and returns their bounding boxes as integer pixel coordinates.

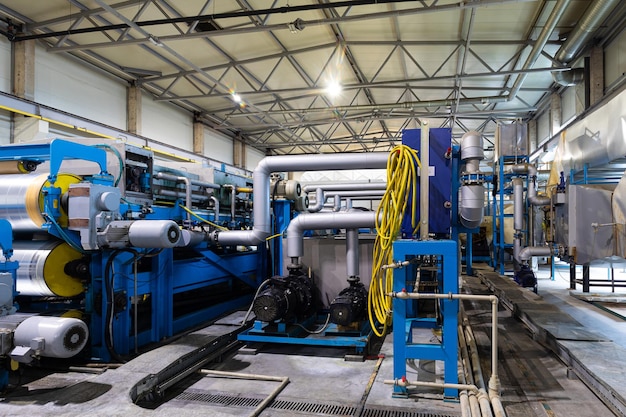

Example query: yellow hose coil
[368,145,420,337]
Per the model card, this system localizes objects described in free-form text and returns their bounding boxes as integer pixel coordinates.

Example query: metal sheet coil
[0,173,81,232]
[12,240,85,297]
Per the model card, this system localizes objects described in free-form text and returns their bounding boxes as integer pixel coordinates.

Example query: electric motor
[252,270,314,322]
[11,315,89,363]
[330,281,368,326]
[514,265,537,293]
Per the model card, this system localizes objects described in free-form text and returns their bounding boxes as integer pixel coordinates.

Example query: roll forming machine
[0,138,269,380]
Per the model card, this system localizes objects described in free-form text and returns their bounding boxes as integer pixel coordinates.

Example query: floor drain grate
[175,389,458,417]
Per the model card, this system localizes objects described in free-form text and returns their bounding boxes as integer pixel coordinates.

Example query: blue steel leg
[392,240,459,399]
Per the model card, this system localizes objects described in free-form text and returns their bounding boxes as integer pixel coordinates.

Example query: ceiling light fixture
[232,93,242,103]
[148,34,163,47]
[325,81,342,98]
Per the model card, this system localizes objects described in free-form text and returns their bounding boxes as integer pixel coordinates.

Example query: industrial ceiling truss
[0,0,624,155]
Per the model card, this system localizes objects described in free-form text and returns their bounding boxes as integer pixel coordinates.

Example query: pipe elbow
[529,195,551,206]
[552,68,585,87]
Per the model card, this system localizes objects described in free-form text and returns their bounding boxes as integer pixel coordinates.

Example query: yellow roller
[0,173,81,232]
[12,240,86,297]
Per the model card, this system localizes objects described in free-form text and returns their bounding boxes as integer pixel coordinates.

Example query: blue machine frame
[0,139,265,362]
[392,239,459,399]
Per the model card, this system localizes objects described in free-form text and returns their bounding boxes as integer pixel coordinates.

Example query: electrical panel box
[401,128,452,238]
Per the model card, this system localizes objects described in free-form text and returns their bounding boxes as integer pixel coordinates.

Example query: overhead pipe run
[552,0,620,86]
[211,152,388,246]
[308,189,386,212]
[285,211,377,265]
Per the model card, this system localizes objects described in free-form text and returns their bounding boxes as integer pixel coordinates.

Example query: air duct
[212,153,388,246]
[552,0,620,86]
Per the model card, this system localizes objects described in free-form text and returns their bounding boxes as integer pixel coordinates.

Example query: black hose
[104,248,138,363]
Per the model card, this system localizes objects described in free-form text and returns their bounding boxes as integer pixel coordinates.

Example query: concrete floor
[0,265,624,416]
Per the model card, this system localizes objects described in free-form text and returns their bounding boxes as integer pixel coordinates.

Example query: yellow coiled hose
[368,145,420,337]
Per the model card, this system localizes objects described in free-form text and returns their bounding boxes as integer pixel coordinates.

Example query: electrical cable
[94,143,124,186]
[178,203,227,230]
[368,145,420,337]
[104,248,138,363]
[241,279,272,325]
[293,313,331,334]
[43,213,86,254]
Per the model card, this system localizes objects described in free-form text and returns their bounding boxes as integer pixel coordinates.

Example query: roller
[0,173,81,232]
[0,160,37,175]
[12,240,86,297]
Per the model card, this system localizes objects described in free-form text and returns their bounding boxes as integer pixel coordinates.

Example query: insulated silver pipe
[459,131,485,229]
[308,188,326,212]
[158,189,209,202]
[420,123,430,240]
[513,178,524,262]
[210,196,220,221]
[346,228,359,278]
[511,164,550,206]
[286,211,377,259]
[553,0,619,86]
[510,0,571,96]
[155,172,192,223]
[302,182,387,193]
[519,245,553,263]
[214,152,388,246]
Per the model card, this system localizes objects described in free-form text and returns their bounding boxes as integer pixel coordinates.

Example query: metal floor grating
[174,389,458,417]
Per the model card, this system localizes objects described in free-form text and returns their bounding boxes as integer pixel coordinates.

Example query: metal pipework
[309,189,386,212]
[420,122,430,240]
[302,182,387,193]
[158,189,210,202]
[513,177,524,262]
[154,171,220,190]
[224,184,237,221]
[389,291,501,395]
[210,195,220,222]
[553,0,619,86]
[286,211,377,261]
[519,245,554,263]
[308,186,386,212]
[154,172,192,223]
[459,131,485,229]
[510,164,550,206]
[213,152,388,246]
[346,228,359,278]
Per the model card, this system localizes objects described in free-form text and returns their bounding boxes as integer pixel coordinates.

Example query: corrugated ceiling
[0,0,623,155]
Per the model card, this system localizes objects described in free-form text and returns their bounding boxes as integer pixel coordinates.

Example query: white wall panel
[204,129,233,164]
[34,44,126,130]
[142,92,193,151]
[0,37,10,93]
[246,147,265,171]
[0,110,10,144]
[605,30,626,88]
[537,111,550,144]
[561,87,577,124]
